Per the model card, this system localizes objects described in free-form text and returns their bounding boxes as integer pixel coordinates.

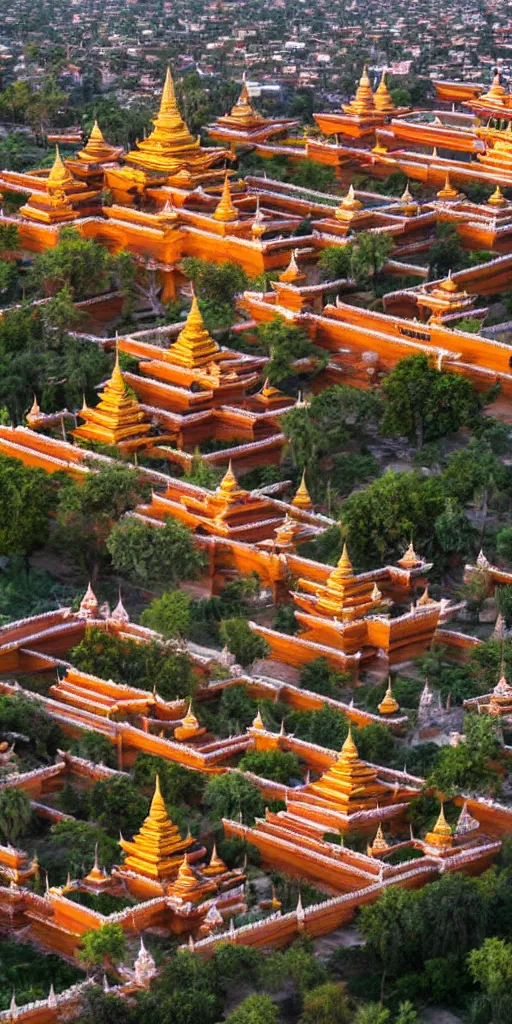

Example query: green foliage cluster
[106,516,205,589]
[70,627,198,702]
[0,938,82,1012]
[256,317,326,392]
[318,232,394,292]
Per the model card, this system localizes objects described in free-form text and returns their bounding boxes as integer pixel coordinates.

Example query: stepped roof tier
[293,542,388,621]
[301,728,393,814]
[167,852,217,903]
[343,66,376,118]
[119,776,194,879]
[378,680,400,716]
[424,803,453,850]
[467,74,512,119]
[314,67,408,140]
[213,175,238,223]
[19,145,101,224]
[67,121,124,181]
[73,348,153,449]
[208,78,299,145]
[167,297,223,369]
[125,67,229,179]
[174,701,207,742]
[417,272,475,320]
[374,73,396,116]
[291,470,313,511]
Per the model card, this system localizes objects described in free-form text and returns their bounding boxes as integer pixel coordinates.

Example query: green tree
[203,772,265,824]
[427,713,501,796]
[224,994,279,1024]
[30,227,125,299]
[86,777,149,836]
[48,820,118,878]
[292,159,336,191]
[219,619,270,667]
[350,232,393,291]
[106,517,204,588]
[54,464,147,579]
[299,658,349,698]
[132,754,204,804]
[359,886,421,977]
[298,981,353,1024]
[0,787,32,844]
[79,924,126,970]
[140,590,191,638]
[71,730,117,768]
[238,749,301,784]
[257,317,323,391]
[353,1007,390,1024]
[181,258,248,330]
[0,455,54,557]
[381,355,484,448]
[497,526,512,565]
[394,1003,418,1024]
[340,471,447,567]
[318,244,356,282]
[468,937,512,1024]
[70,628,198,702]
[428,223,467,279]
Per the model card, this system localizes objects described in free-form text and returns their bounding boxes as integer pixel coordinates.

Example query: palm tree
[351,232,394,292]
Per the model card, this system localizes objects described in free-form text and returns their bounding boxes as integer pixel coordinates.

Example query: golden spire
[335,183,363,221]
[481,72,507,103]
[378,678,399,715]
[437,173,459,200]
[47,145,75,190]
[417,586,433,606]
[279,249,305,283]
[202,842,228,876]
[340,725,358,761]
[216,460,245,502]
[433,802,451,837]
[335,542,353,579]
[374,71,395,114]
[343,65,376,117]
[90,119,105,143]
[119,775,194,879]
[213,174,238,222]
[488,183,507,207]
[367,822,390,856]
[397,541,420,569]
[167,295,220,368]
[292,468,313,510]
[305,722,386,814]
[159,66,180,118]
[252,709,265,730]
[77,119,120,163]
[229,74,261,124]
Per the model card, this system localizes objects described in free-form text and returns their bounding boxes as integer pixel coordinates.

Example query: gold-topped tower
[119,776,194,879]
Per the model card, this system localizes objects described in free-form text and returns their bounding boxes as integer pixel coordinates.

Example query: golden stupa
[305,727,388,814]
[343,66,376,117]
[374,72,396,115]
[292,469,313,511]
[73,347,152,447]
[167,296,221,369]
[126,67,205,174]
[119,776,194,879]
[213,174,238,222]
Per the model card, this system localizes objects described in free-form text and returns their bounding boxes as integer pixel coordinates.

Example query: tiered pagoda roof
[119,775,194,879]
[73,348,153,448]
